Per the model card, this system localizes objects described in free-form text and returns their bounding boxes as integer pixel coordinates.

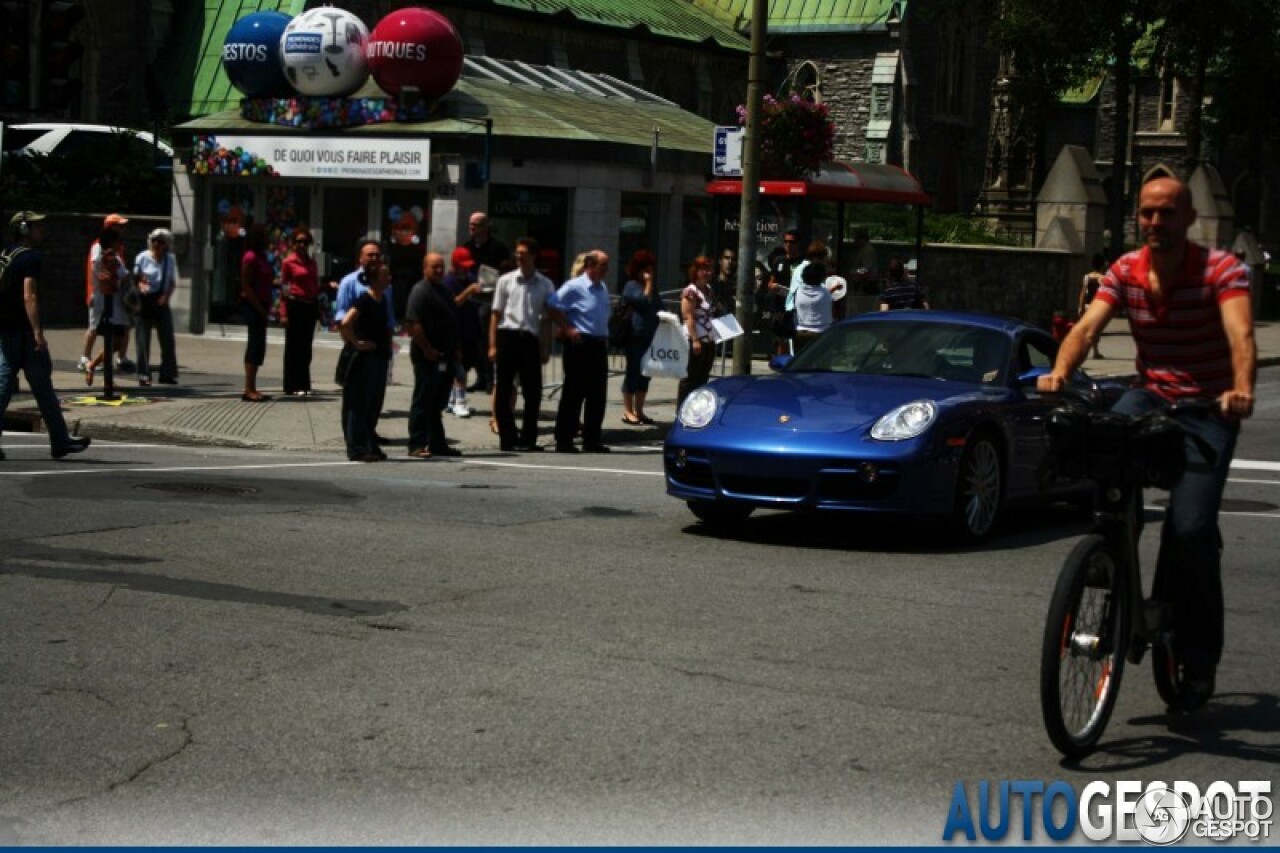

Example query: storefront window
[489,185,568,283]
[209,184,255,323]
[382,190,429,322]
[619,193,659,290]
[264,185,311,322]
[322,186,370,284]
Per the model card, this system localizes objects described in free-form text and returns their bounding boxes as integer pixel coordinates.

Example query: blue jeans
[136,299,178,381]
[1112,388,1238,673]
[0,331,73,448]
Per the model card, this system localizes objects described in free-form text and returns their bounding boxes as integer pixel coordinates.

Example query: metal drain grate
[133,482,259,497]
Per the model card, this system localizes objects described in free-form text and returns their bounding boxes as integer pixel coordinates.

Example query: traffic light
[0,0,31,109]
[40,0,85,110]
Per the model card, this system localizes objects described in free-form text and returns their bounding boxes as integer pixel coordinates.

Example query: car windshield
[785,320,1012,385]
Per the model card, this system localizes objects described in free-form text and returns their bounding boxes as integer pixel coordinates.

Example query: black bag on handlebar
[1043,402,1188,490]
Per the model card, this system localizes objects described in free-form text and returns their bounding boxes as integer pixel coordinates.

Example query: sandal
[489,417,499,435]
[621,414,643,425]
[84,365,94,386]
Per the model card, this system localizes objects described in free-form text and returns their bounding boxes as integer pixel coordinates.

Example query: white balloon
[279,7,369,97]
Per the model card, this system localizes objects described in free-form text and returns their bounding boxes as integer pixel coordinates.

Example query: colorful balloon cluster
[190,135,279,177]
[240,93,428,129]
[222,6,460,130]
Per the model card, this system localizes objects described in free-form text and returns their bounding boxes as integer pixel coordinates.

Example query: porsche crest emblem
[778,414,792,424]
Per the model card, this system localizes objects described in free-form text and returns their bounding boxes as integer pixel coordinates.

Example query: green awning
[176,73,717,157]
[692,0,903,33]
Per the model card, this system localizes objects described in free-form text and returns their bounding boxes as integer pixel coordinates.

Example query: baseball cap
[103,213,129,227]
[451,246,475,270]
[10,210,47,228]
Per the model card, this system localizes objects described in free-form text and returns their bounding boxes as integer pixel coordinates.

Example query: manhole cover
[134,482,259,497]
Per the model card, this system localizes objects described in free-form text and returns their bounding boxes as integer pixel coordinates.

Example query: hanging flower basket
[736,94,836,179]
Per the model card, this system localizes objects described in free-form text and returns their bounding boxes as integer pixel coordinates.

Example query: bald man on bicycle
[1038,175,1256,710]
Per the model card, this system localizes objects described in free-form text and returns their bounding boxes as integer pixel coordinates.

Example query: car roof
[8,123,173,155]
[841,309,1042,337]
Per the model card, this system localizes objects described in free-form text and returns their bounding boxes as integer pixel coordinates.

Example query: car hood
[715,373,974,433]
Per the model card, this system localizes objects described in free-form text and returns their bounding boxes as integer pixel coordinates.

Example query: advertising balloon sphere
[366,7,463,99]
[279,7,370,97]
[222,11,293,98]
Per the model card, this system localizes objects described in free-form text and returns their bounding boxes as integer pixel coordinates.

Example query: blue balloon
[223,11,293,98]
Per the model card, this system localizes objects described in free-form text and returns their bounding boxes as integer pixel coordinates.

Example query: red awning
[707,160,930,206]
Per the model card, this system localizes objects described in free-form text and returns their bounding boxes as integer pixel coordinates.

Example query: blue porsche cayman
[664,311,1088,541]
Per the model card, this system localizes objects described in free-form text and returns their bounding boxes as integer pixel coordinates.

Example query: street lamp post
[732,0,768,376]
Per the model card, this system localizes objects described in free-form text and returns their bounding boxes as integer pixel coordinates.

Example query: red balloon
[366,7,464,99]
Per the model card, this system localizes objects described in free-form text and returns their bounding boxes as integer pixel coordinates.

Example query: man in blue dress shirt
[549,249,612,453]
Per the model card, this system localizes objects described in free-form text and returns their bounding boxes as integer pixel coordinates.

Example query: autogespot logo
[942,779,1272,844]
[1133,785,1192,845]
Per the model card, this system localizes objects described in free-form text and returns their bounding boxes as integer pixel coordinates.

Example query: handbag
[642,312,688,379]
[121,278,142,316]
[608,300,633,348]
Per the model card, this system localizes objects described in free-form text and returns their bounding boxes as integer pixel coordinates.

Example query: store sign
[713,126,743,177]
[208,135,431,182]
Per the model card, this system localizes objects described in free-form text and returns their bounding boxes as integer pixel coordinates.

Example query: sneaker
[452,402,471,418]
[51,437,91,459]
[76,355,91,373]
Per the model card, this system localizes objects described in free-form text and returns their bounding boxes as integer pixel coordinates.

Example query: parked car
[664,310,1093,541]
[3,123,173,170]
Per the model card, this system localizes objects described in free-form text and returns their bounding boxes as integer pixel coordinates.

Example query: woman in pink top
[280,226,320,395]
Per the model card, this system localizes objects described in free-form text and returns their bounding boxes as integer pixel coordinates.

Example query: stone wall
[917,243,1079,329]
[17,213,168,328]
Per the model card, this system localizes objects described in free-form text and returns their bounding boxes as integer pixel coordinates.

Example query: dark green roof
[488,0,749,48]
[163,0,307,118]
[693,0,903,33]
[176,72,716,157]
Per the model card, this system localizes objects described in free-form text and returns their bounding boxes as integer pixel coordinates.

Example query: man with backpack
[0,211,92,461]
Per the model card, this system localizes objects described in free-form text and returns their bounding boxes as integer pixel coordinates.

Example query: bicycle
[1037,390,1217,758]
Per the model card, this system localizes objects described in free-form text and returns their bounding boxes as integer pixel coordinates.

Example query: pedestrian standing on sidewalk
[405,252,463,459]
[333,239,393,438]
[339,261,392,462]
[84,228,132,387]
[280,226,320,395]
[132,227,179,387]
[0,211,91,461]
[463,212,511,394]
[238,223,273,402]
[489,237,555,451]
[678,255,717,406]
[80,212,134,376]
[619,249,663,426]
[550,249,612,453]
[444,246,481,417]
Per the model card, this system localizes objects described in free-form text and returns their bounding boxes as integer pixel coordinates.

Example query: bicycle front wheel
[1040,534,1131,758]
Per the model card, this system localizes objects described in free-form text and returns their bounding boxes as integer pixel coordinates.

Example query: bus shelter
[707,160,930,329]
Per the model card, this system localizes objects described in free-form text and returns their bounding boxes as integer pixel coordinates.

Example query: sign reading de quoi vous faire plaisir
[209,135,431,182]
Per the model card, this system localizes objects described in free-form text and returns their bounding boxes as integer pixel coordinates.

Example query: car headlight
[678,387,719,429]
[870,400,937,441]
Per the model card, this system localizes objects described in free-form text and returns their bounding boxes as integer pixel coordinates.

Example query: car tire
[687,501,754,526]
[950,434,1003,542]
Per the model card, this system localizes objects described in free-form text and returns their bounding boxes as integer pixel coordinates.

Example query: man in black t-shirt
[462,212,511,392]
[764,230,806,354]
[405,252,462,458]
[1,211,91,460]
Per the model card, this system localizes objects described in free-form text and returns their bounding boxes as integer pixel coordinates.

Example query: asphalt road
[2,370,1278,845]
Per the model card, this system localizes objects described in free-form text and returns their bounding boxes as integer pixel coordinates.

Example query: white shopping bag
[710,313,743,343]
[642,311,688,379]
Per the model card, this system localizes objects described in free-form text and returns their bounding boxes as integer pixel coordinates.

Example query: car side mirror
[768,355,793,372]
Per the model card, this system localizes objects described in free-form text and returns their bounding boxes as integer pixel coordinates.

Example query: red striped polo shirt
[1095,243,1249,401]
